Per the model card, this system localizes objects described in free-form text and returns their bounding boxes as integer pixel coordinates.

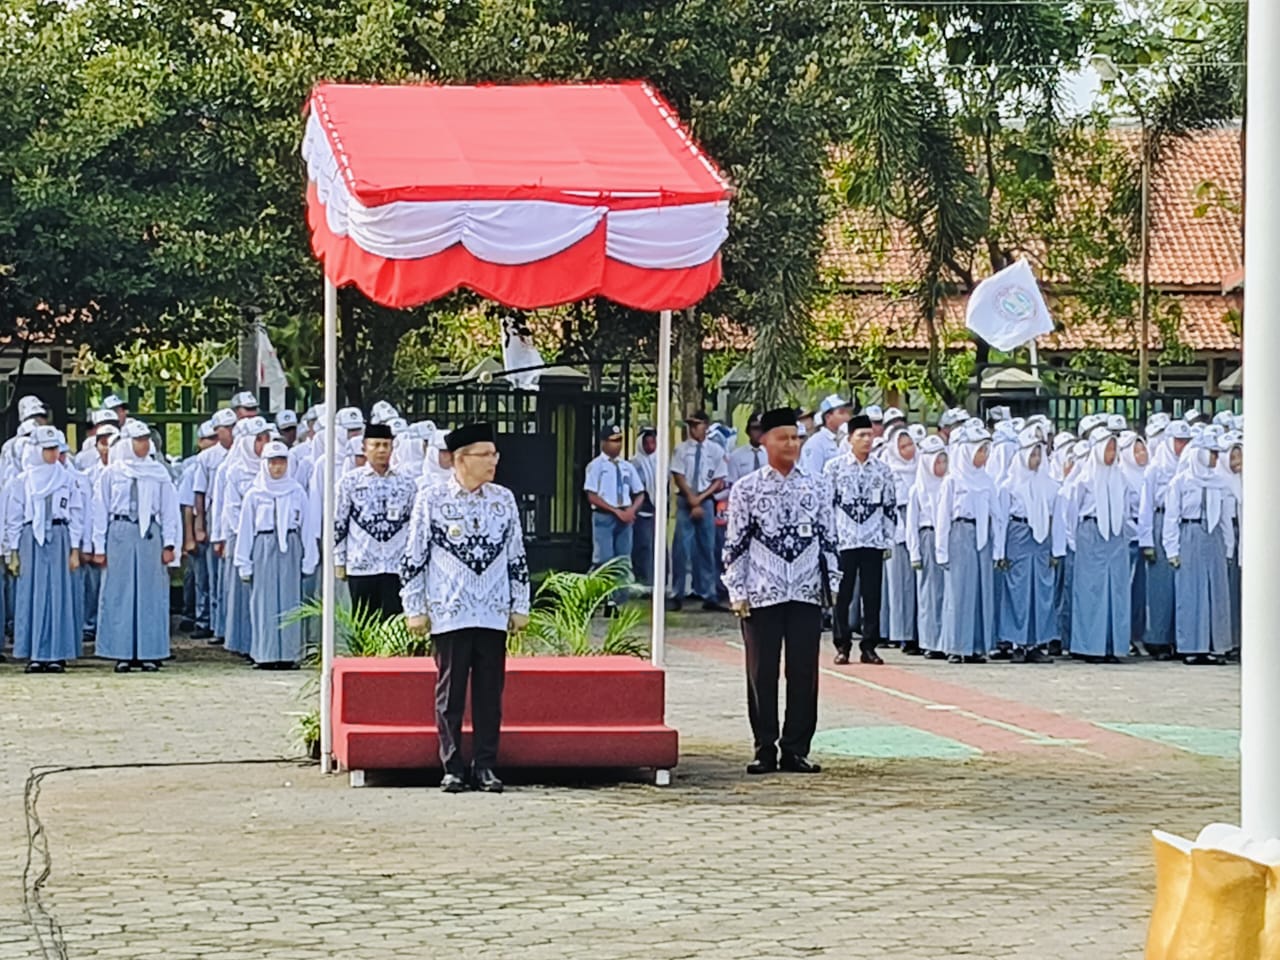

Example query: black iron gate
[403,378,628,575]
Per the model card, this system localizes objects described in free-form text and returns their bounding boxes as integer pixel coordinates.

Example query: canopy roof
[304,82,732,310]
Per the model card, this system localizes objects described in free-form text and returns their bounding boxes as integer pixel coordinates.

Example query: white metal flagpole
[1241,0,1279,840]
[650,308,673,668]
[319,277,338,773]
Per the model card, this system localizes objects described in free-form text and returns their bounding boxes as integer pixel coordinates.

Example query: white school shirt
[670,439,727,496]
[90,468,180,557]
[583,453,643,510]
[798,426,842,478]
[4,470,84,553]
[726,443,766,487]
[630,451,658,518]
[233,486,317,578]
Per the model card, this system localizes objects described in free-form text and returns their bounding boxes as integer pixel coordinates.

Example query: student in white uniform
[906,436,948,658]
[799,395,852,477]
[583,424,643,611]
[993,427,1056,662]
[669,410,727,611]
[630,427,659,588]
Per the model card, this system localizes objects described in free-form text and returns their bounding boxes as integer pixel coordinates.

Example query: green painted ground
[1099,722,1239,759]
[812,725,980,760]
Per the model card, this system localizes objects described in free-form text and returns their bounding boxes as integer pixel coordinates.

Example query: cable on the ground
[22,756,309,960]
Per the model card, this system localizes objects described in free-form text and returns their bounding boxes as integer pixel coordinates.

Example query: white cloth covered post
[319,278,338,772]
[651,308,673,668]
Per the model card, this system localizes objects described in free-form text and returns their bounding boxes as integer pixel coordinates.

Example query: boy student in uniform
[583,424,643,614]
[669,410,728,612]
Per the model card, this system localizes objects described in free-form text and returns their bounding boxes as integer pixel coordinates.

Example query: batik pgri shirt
[399,476,531,634]
[722,465,841,609]
[333,465,418,576]
[823,453,896,550]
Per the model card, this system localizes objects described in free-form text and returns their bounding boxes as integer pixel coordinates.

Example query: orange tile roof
[708,291,1241,353]
[822,127,1242,292]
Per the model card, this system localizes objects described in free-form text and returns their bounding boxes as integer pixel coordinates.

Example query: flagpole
[1028,339,1041,397]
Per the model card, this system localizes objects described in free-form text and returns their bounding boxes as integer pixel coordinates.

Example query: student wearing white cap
[863,404,886,439]
[906,436,948,658]
[230,390,260,419]
[1054,427,1130,663]
[1161,433,1232,664]
[370,400,400,426]
[936,408,967,445]
[797,395,852,478]
[275,410,299,447]
[235,441,316,668]
[75,408,120,472]
[101,394,129,427]
[1137,420,1192,657]
[881,424,920,653]
[1,395,50,477]
[630,426,659,588]
[92,421,180,672]
[993,427,1057,662]
[669,410,728,611]
[79,423,119,645]
[584,424,644,613]
[5,426,82,672]
[192,408,237,641]
[214,416,272,656]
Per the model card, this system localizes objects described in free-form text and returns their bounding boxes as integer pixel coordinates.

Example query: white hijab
[1075,430,1128,540]
[118,437,173,538]
[1175,435,1229,533]
[953,436,995,550]
[1116,431,1147,494]
[883,426,918,501]
[250,455,304,553]
[23,443,70,545]
[910,436,947,518]
[1001,430,1056,543]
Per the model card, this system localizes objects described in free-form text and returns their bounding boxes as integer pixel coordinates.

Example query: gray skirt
[96,520,171,662]
[249,530,304,665]
[940,521,994,657]
[13,524,79,663]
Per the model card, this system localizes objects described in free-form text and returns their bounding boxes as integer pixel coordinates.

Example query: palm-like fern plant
[520,557,648,658]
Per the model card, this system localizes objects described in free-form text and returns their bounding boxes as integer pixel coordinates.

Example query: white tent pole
[319,276,338,773]
[1241,0,1278,839]
[650,308,673,668]
[1028,340,1041,397]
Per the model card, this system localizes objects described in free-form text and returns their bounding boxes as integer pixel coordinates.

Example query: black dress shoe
[440,774,467,793]
[114,661,132,673]
[472,768,504,793]
[209,636,225,645]
[1047,640,1064,656]
[1010,648,1028,663]
[25,661,46,674]
[46,661,65,674]
[925,650,947,660]
[191,628,214,640]
[946,654,963,664]
[902,643,923,656]
[1184,654,1222,666]
[990,648,1013,661]
[964,655,988,664]
[1025,648,1052,664]
[833,649,851,665]
[1102,654,1121,664]
[859,650,884,665]
[746,758,778,775]
[140,661,160,673]
[780,754,822,774]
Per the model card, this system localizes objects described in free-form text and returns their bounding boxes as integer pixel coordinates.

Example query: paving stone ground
[0,616,1240,959]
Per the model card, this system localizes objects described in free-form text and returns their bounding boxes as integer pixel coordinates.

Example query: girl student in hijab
[993,427,1057,663]
[1050,439,1090,655]
[60,439,93,646]
[1218,433,1243,656]
[1054,426,1130,663]
[234,442,317,669]
[882,425,921,654]
[906,435,948,659]
[1137,420,1193,658]
[214,416,271,659]
[91,421,180,672]
[1161,433,1233,665]
[934,423,998,664]
[5,426,83,673]
[1117,431,1150,654]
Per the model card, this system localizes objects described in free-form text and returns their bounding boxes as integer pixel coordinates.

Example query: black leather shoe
[25,661,46,674]
[746,757,777,775]
[46,661,65,674]
[860,650,884,665]
[140,661,160,673]
[1102,654,1121,664]
[209,636,225,645]
[990,648,1013,661]
[924,650,947,660]
[946,654,963,664]
[902,643,922,656]
[113,661,131,673]
[780,754,822,774]
[1025,648,1052,664]
[440,774,467,793]
[964,655,988,664]
[473,768,504,793]
[833,649,851,665]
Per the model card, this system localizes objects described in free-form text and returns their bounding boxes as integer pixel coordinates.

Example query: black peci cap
[363,423,393,440]
[446,422,496,452]
[759,408,797,434]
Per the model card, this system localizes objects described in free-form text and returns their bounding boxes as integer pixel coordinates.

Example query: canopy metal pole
[319,276,338,773]
[650,308,673,668]
[1241,0,1278,839]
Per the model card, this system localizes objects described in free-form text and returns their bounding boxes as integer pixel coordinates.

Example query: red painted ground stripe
[675,636,1043,755]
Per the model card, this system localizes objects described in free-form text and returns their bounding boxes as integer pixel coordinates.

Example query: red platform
[331,656,679,774]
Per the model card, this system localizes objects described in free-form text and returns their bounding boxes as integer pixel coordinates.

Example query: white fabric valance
[304,113,728,269]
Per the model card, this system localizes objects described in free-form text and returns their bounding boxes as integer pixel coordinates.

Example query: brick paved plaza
[0,616,1239,959]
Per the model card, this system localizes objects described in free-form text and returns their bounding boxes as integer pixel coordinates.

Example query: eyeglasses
[460,449,501,461]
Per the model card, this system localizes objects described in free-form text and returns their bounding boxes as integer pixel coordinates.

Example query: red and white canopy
[303,82,732,311]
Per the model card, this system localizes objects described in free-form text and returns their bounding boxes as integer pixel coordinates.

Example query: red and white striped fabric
[303,82,732,311]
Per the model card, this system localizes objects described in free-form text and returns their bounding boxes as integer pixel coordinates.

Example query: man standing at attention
[584,424,643,614]
[334,422,417,619]
[825,414,896,665]
[723,408,840,776]
[401,423,530,794]
[669,410,727,611]
[798,395,852,477]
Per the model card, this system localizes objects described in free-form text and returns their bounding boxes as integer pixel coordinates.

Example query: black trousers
[742,601,821,762]
[433,628,507,776]
[347,573,403,620]
[834,548,884,653]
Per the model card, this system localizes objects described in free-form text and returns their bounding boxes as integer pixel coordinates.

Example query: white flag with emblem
[964,258,1054,351]
[500,315,543,391]
[256,325,289,413]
